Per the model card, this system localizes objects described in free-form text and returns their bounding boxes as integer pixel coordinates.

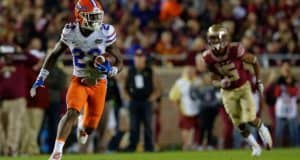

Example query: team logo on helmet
[75,0,104,31]
[207,24,230,55]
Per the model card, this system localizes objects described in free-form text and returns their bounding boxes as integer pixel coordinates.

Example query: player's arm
[196,54,228,88]
[242,53,260,80]
[30,41,68,97]
[210,72,230,88]
[242,53,264,93]
[106,43,123,73]
[42,41,68,70]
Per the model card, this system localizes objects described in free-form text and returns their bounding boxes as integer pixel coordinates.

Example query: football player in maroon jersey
[198,24,272,156]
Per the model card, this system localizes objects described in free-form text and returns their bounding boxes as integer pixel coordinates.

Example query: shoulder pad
[101,24,117,46]
[65,23,76,30]
[229,42,245,58]
[60,23,76,44]
[202,49,217,65]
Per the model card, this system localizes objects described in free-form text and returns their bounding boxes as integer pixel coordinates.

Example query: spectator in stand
[159,0,183,21]
[0,44,27,156]
[1,0,300,67]
[20,37,49,155]
[156,31,180,55]
[131,0,157,29]
[274,62,299,147]
[169,66,201,150]
[185,37,206,65]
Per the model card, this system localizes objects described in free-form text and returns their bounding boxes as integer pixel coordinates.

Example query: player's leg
[241,83,272,149]
[77,79,107,144]
[49,78,88,160]
[221,87,261,156]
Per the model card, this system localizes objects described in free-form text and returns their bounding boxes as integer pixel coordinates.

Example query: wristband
[38,68,50,81]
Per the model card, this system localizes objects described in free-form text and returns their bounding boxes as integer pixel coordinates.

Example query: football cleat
[251,145,262,157]
[258,124,273,150]
[245,134,262,157]
[48,152,62,160]
[77,115,88,144]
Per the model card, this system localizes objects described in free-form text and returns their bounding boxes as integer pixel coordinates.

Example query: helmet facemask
[207,31,229,55]
[207,24,230,55]
[79,9,103,31]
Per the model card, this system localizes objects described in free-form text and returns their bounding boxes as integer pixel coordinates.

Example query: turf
[0,148,299,160]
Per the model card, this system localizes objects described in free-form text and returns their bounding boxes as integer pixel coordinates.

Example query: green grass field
[0,148,299,160]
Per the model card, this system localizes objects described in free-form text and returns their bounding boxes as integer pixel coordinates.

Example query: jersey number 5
[215,62,240,81]
[72,48,102,68]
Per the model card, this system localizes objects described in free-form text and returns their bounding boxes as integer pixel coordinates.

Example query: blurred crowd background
[0,0,300,157]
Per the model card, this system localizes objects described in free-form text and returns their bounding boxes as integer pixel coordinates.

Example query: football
[94,55,106,65]
[101,52,117,65]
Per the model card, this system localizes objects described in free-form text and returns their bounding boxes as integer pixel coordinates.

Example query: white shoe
[77,115,88,144]
[245,134,262,157]
[251,145,262,157]
[49,152,62,160]
[258,124,273,150]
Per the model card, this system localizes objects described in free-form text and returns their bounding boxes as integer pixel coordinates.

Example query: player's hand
[221,77,231,88]
[108,66,118,77]
[30,68,49,97]
[94,60,118,77]
[30,78,45,97]
[94,60,112,74]
[256,80,264,93]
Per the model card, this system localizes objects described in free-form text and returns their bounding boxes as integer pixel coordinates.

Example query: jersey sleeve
[101,24,117,46]
[60,23,76,45]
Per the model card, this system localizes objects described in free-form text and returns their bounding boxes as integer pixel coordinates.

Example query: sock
[245,134,259,148]
[259,123,266,130]
[53,139,65,153]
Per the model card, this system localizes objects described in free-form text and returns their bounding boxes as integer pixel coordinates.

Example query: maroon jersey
[0,64,27,99]
[203,42,249,90]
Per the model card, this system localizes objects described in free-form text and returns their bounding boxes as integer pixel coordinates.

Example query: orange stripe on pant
[66,76,107,129]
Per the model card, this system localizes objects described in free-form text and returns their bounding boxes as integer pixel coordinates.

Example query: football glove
[221,77,231,88]
[94,60,112,73]
[30,68,49,97]
[94,60,118,77]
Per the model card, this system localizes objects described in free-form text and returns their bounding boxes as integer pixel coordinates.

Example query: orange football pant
[66,76,107,129]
